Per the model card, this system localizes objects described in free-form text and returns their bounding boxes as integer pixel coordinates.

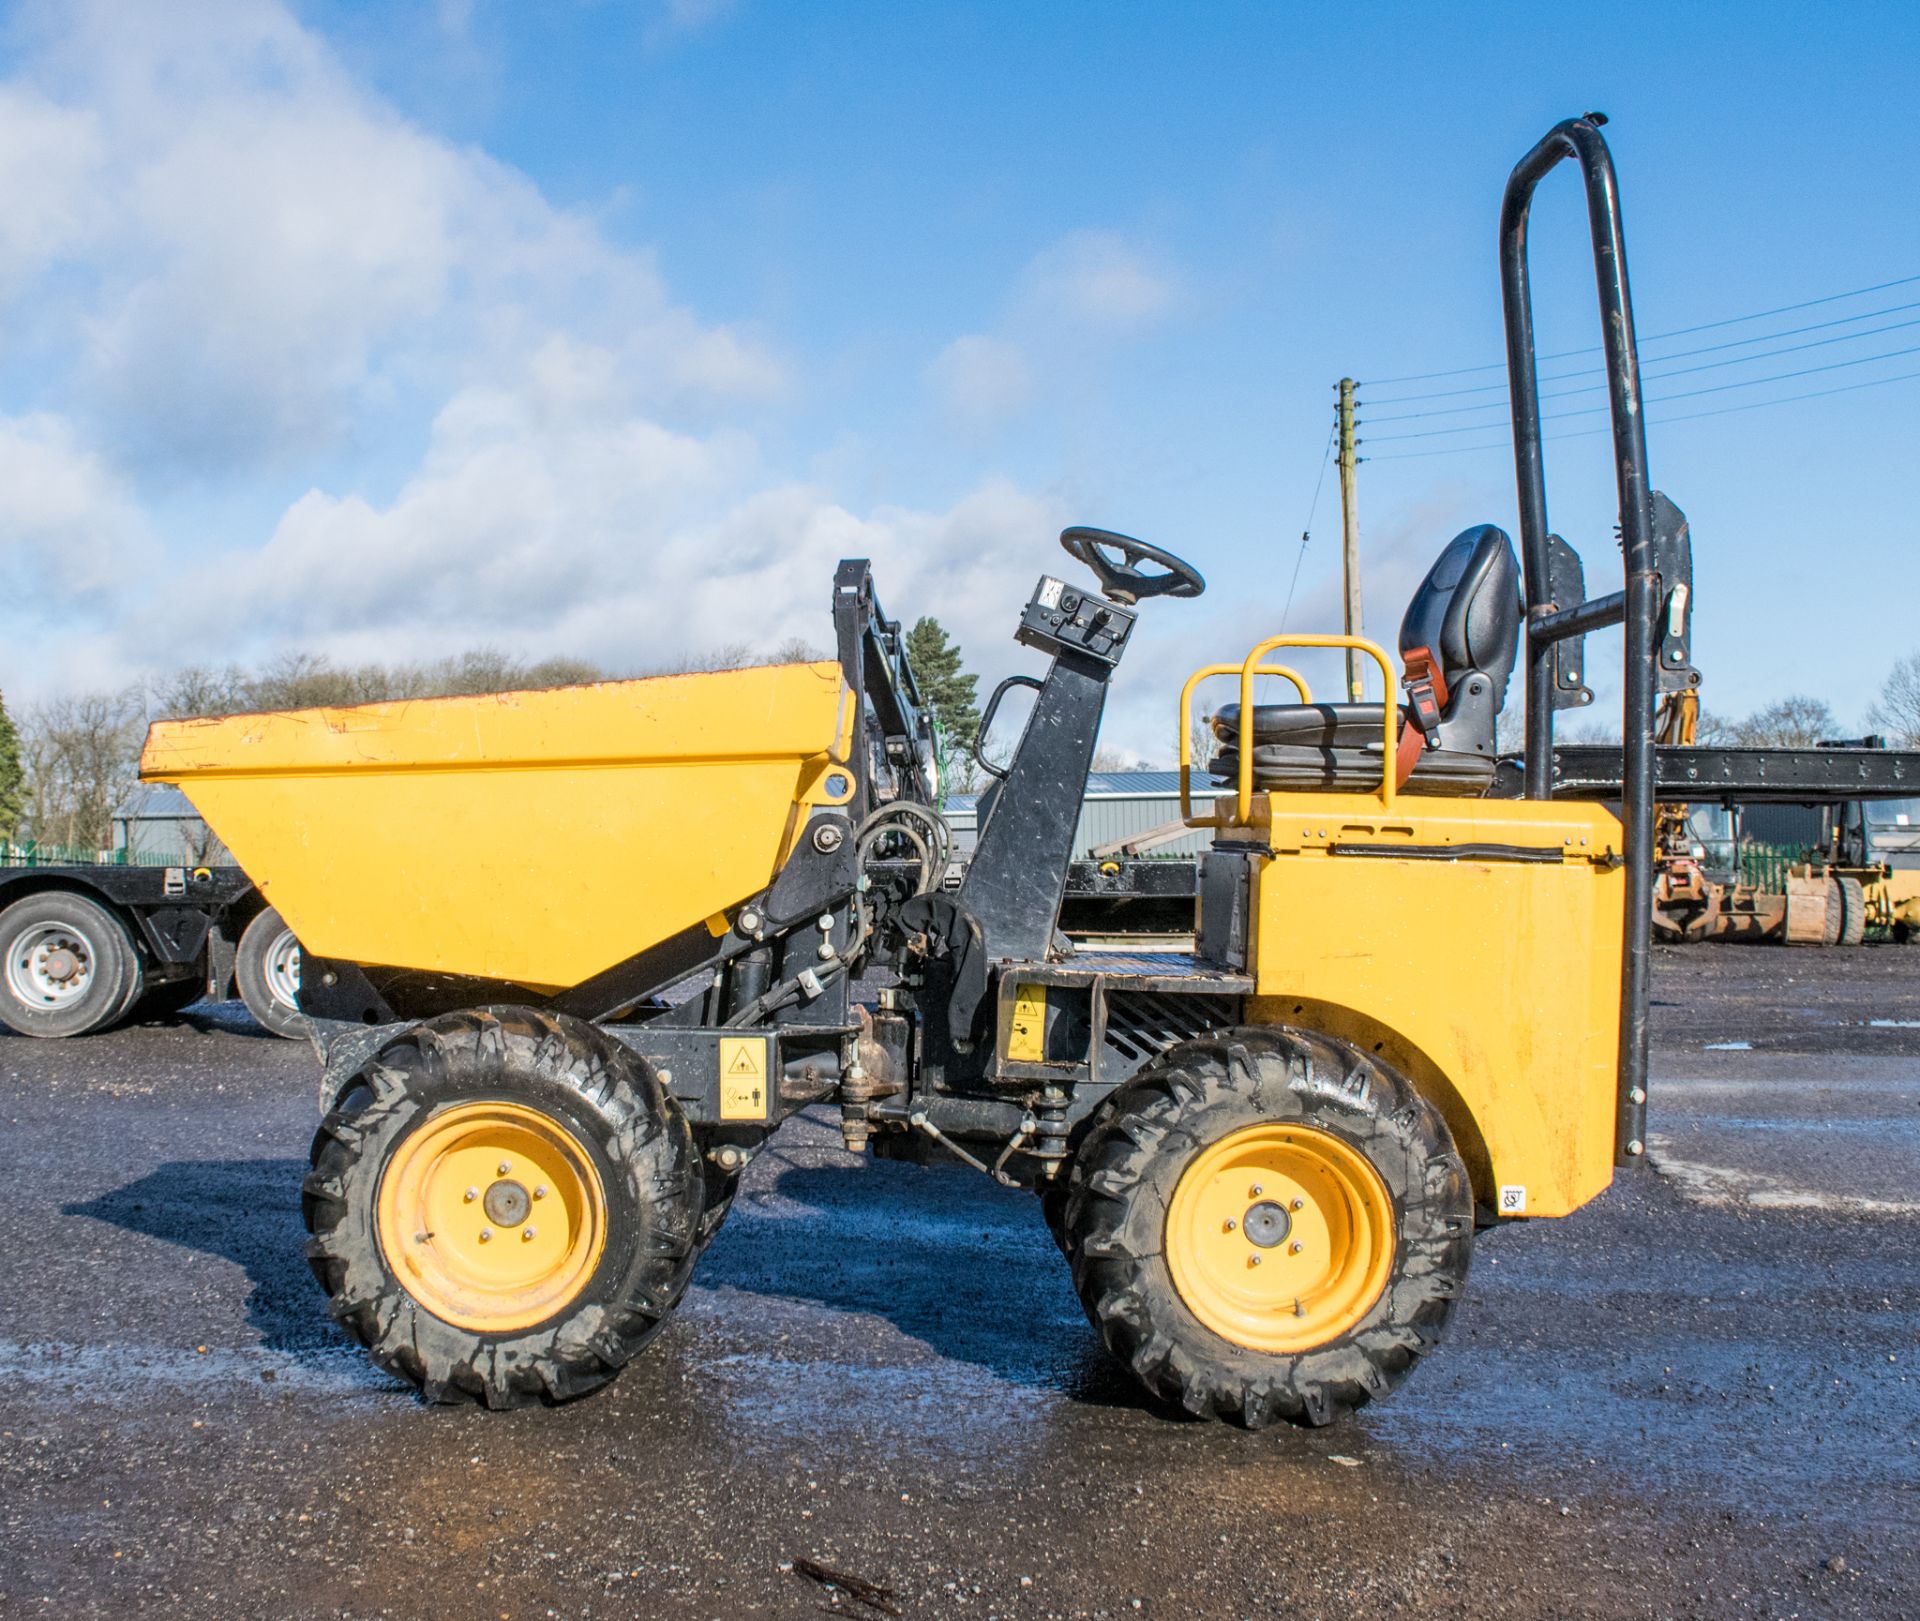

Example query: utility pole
[1336,377,1364,700]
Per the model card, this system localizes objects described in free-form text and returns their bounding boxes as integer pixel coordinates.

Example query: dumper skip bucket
[140,663,855,992]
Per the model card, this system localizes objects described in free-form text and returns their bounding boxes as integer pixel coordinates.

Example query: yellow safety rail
[1178,663,1309,826]
[1179,635,1400,826]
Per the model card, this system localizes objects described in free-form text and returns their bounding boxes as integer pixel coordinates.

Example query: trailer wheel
[236,907,306,1039]
[0,893,142,1038]
[1062,1027,1472,1429]
[1835,877,1868,947]
[302,1006,702,1407]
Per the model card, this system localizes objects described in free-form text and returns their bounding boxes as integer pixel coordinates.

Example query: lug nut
[1290,1197,1304,1211]
[464,1188,478,1202]
[478,1229,493,1242]
[497,1162,511,1176]
[1248,1254,1262,1267]
[522,1228,536,1241]
[533,1186,547,1200]
[1290,1241,1304,1254]
[1223,1218,1237,1232]
[1249,1184,1263,1198]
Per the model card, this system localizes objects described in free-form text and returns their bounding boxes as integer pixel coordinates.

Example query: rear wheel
[1836,876,1868,947]
[0,893,141,1038]
[302,1007,703,1407]
[1063,1027,1472,1428]
[237,907,306,1039]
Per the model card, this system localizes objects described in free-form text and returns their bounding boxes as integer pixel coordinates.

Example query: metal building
[945,770,1208,859]
[111,783,231,865]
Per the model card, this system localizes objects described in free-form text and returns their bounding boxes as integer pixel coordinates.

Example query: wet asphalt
[1,947,1916,1620]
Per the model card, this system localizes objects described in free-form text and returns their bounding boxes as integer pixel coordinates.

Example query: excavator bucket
[139,663,856,992]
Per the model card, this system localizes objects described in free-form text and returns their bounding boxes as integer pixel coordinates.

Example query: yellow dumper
[141,117,1674,1424]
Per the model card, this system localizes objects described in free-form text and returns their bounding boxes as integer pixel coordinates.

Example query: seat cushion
[1209,703,1494,797]
[1212,701,1399,748]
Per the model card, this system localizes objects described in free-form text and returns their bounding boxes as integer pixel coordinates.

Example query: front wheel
[1062,1028,1472,1428]
[302,1007,703,1407]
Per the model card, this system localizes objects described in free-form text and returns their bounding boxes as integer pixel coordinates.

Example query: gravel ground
[1,945,1915,1619]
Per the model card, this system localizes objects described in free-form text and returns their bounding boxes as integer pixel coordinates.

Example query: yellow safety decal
[1007,984,1048,1062]
[718,1037,770,1120]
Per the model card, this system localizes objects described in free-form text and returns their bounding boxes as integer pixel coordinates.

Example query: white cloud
[926,334,1032,429]
[0,412,153,605]
[0,0,783,471]
[0,0,1065,714]
[1021,229,1177,330]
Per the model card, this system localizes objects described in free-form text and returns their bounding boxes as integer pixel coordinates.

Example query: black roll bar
[1499,116,1657,1167]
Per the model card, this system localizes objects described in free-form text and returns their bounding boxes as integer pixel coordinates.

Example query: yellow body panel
[1231,791,1625,1218]
[1868,868,1920,930]
[140,663,854,991]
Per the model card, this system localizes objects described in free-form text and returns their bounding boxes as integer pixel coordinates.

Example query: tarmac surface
[1,945,1916,1619]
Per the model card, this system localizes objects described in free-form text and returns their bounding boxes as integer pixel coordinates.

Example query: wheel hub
[482,1178,531,1227]
[1241,1199,1292,1249]
[6,924,96,1008]
[375,1101,606,1333]
[1165,1123,1395,1354]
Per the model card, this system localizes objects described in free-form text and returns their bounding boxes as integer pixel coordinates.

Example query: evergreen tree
[904,616,982,787]
[0,686,21,841]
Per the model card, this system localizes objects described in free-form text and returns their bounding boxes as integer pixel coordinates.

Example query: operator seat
[1210,524,1521,796]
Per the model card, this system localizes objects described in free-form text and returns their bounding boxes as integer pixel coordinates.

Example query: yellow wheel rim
[1165,1123,1394,1354]
[376,1100,607,1333]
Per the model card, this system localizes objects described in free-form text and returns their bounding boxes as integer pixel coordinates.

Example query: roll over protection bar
[1498,114,1657,1167]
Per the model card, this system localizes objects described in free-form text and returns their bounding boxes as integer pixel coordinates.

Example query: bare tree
[1726,694,1837,748]
[1869,652,1920,745]
[20,690,147,851]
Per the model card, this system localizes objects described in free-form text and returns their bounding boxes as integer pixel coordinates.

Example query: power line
[1361,271,1920,386]
[1363,312,1920,422]
[1364,365,1920,461]
[1365,297,1920,405]
[1363,341,1920,442]
[1279,419,1337,629]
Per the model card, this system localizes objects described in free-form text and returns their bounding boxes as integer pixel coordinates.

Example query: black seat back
[1398,524,1521,705]
[1397,524,1520,755]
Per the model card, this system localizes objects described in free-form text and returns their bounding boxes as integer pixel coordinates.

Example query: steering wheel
[1060,526,1206,605]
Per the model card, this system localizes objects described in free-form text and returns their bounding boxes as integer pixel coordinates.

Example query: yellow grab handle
[1178,662,1311,826]
[1236,634,1400,819]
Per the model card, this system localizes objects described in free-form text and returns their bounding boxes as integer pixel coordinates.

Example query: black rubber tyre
[1895,921,1913,946]
[1821,878,1845,946]
[1836,876,1868,947]
[236,906,306,1039]
[302,1006,703,1407]
[1062,1027,1472,1429]
[127,975,207,1024]
[0,892,142,1038]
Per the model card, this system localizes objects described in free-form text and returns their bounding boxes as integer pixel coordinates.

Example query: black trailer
[0,860,302,1038]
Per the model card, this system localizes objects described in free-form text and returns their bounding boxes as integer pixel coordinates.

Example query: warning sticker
[1006,984,1047,1063]
[718,1037,769,1121]
[1497,1184,1528,1216]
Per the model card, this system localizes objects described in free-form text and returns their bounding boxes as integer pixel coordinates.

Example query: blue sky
[1,0,1916,756]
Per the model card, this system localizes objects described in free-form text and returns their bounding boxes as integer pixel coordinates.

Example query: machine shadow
[63,1157,344,1360]
[696,1146,1157,1415]
[64,1150,1157,1415]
